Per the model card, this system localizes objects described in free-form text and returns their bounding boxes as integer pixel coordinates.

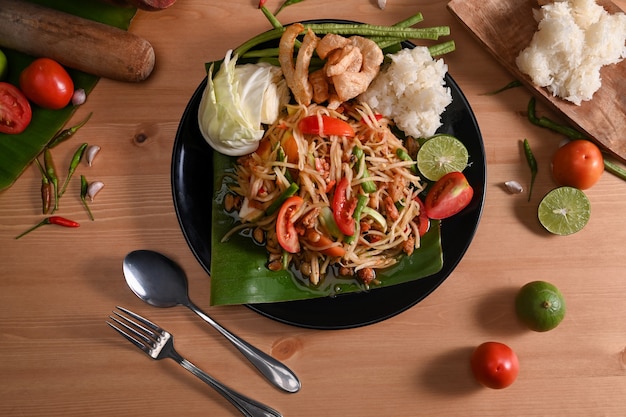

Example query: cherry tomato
[276,196,304,253]
[551,140,604,190]
[19,58,74,109]
[470,342,519,389]
[0,82,32,134]
[302,228,346,257]
[424,171,474,220]
[298,115,355,137]
[332,177,356,236]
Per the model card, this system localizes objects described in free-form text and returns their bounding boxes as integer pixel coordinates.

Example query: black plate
[171,31,486,330]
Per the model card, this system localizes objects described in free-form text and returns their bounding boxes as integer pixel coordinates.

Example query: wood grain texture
[1,1,626,416]
[448,0,626,162]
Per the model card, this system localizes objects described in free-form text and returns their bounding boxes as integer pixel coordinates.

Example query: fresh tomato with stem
[424,171,473,220]
[332,177,356,236]
[470,341,519,389]
[0,82,32,134]
[298,115,355,137]
[19,58,74,110]
[551,140,604,190]
[276,196,304,253]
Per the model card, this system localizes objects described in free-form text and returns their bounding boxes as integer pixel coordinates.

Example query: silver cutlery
[107,306,283,417]
[122,249,301,393]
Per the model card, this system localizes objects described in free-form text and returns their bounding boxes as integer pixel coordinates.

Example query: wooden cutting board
[448,0,626,162]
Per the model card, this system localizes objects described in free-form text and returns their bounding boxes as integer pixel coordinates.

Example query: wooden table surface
[2,0,626,416]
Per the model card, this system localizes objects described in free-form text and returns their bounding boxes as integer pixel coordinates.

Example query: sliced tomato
[0,82,32,134]
[298,115,355,137]
[413,195,430,236]
[303,228,346,257]
[332,177,356,236]
[276,196,304,253]
[424,171,473,220]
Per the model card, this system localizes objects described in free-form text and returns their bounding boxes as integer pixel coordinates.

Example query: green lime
[0,49,7,81]
[416,134,469,181]
[515,280,566,332]
[538,186,590,235]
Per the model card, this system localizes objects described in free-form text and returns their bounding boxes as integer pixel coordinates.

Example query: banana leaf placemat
[0,0,136,191]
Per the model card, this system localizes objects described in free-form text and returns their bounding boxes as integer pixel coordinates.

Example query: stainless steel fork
[107,306,283,417]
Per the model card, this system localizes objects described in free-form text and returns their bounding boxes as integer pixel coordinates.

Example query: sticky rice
[359,46,452,138]
[516,0,626,105]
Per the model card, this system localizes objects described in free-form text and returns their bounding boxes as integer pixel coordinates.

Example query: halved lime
[416,134,469,181]
[515,280,566,332]
[538,186,590,235]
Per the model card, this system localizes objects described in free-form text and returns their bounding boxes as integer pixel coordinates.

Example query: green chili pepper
[59,142,88,197]
[80,175,95,221]
[527,98,585,139]
[44,148,59,213]
[276,0,305,14]
[482,80,522,96]
[47,112,93,148]
[34,158,52,215]
[523,139,537,202]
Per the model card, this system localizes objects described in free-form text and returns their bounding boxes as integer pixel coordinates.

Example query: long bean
[236,19,449,56]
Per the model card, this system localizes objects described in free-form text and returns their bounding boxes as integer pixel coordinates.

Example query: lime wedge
[417,134,469,181]
[538,186,590,235]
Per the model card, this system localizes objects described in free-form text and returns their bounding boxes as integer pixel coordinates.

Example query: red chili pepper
[15,216,80,240]
[258,0,268,8]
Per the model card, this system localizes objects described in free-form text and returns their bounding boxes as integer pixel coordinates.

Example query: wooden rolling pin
[0,0,155,82]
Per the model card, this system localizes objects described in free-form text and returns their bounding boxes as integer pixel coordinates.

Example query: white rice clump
[516,0,626,105]
[359,46,452,138]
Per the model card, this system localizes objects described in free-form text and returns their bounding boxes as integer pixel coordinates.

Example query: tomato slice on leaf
[298,115,355,137]
[424,171,473,220]
[276,196,304,253]
[332,177,356,236]
[0,82,32,134]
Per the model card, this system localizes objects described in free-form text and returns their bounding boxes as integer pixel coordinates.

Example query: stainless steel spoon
[122,249,301,393]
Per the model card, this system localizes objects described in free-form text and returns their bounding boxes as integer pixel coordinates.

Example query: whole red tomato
[552,140,604,190]
[19,58,74,110]
[0,82,32,134]
[470,342,519,389]
[424,171,474,220]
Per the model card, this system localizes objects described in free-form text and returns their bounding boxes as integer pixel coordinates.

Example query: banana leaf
[0,0,137,191]
[209,152,444,306]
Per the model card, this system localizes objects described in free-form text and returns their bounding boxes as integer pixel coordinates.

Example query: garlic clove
[378,0,386,9]
[86,145,101,167]
[505,180,524,194]
[87,181,104,202]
